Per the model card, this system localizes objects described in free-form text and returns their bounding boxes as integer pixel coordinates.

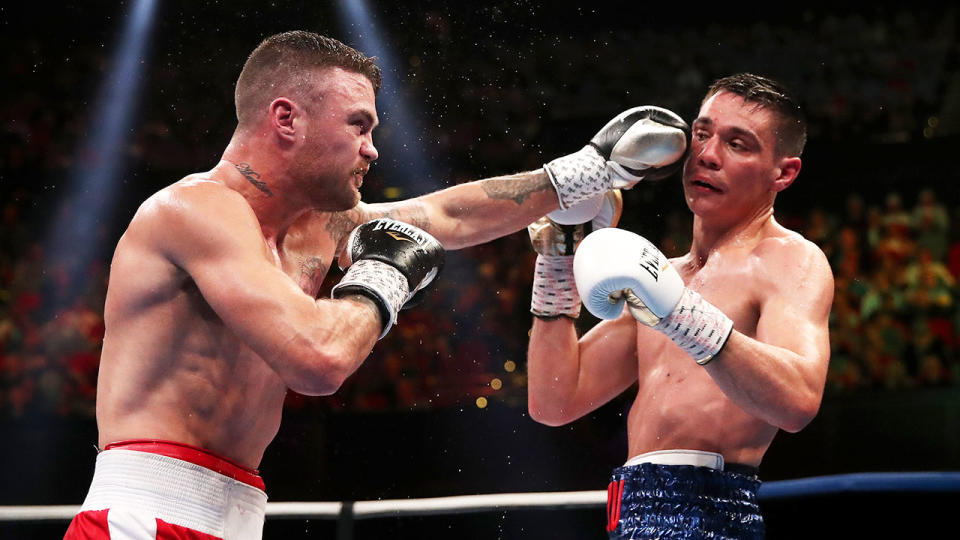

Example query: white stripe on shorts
[81,449,267,539]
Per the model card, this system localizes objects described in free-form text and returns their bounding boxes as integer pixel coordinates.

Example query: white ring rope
[0,491,606,522]
[3,473,959,522]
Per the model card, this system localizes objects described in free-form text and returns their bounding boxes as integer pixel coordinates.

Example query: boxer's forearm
[526,317,584,426]
[527,314,639,426]
[705,331,827,433]
[375,170,559,249]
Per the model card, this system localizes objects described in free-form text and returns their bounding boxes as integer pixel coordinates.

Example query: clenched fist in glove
[544,106,688,212]
[332,218,445,339]
[574,228,733,365]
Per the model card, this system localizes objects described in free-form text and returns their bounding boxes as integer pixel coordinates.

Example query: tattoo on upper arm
[376,203,431,231]
[480,174,553,205]
[350,202,432,233]
[325,209,363,240]
[298,256,327,296]
[235,162,273,196]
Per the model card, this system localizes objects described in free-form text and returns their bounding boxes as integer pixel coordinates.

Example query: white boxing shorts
[63,440,268,540]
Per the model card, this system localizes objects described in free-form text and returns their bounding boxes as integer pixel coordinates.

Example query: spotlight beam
[44,0,159,301]
[335,0,441,196]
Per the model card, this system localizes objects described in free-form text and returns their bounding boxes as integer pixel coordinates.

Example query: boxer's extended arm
[342,105,688,250]
[701,242,833,433]
[151,183,381,396]
[360,171,559,249]
[527,313,639,426]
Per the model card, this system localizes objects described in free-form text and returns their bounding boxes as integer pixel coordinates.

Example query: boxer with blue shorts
[527,74,833,539]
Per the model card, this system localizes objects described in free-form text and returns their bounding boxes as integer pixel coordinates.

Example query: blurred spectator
[912,189,950,261]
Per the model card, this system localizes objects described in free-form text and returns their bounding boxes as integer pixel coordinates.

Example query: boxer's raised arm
[147,182,382,396]
[525,190,636,426]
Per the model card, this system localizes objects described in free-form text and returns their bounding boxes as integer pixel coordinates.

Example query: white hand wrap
[530,255,580,318]
[331,259,409,339]
[650,288,733,365]
[543,145,612,210]
[544,106,688,210]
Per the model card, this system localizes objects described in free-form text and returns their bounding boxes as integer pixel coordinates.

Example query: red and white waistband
[80,439,268,539]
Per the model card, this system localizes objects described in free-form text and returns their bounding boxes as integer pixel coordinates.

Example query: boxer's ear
[269,97,296,141]
[771,156,801,193]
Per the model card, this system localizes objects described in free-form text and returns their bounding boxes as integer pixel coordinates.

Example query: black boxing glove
[544,105,689,210]
[332,218,445,339]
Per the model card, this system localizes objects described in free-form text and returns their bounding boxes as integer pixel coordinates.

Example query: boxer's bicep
[754,243,833,376]
[325,206,369,251]
[359,200,433,231]
[156,187,317,336]
[152,186,379,393]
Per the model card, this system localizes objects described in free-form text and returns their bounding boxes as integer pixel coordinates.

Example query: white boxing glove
[528,191,622,318]
[574,228,733,365]
[544,106,688,210]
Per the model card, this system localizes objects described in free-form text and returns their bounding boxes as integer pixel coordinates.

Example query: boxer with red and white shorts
[64,441,267,540]
[72,30,693,540]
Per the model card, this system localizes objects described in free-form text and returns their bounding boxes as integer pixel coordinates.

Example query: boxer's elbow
[777,392,822,433]
[528,395,576,427]
[779,413,815,434]
[281,339,361,396]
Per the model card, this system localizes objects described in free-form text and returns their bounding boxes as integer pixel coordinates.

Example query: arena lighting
[335,0,440,196]
[43,0,158,307]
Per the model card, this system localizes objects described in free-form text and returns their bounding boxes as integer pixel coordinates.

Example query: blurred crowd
[2,5,959,418]
[815,190,959,390]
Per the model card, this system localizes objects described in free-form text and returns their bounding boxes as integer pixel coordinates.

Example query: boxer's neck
[688,205,776,264]
[211,156,309,242]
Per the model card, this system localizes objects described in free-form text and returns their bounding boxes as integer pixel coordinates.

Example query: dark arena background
[2,1,959,539]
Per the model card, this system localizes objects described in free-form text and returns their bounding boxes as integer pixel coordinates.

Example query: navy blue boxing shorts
[605,450,763,539]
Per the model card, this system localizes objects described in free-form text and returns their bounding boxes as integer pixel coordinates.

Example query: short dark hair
[234,31,382,127]
[705,73,806,157]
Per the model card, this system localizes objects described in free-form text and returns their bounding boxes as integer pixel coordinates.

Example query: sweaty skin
[96,66,559,469]
[97,171,557,469]
[527,91,833,467]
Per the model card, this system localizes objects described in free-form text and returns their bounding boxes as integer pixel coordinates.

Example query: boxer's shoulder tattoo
[326,209,364,239]
[300,255,325,281]
[235,162,273,196]
[481,173,553,205]
[298,255,326,296]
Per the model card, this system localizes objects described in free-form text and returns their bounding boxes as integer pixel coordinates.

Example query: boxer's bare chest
[632,248,765,391]
[277,211,351,297]
[627,242,783,457]
[678,248,763,338]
